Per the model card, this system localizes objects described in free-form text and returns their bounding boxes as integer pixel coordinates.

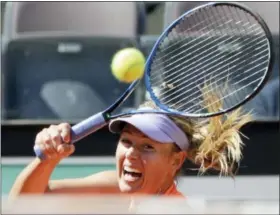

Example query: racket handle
[71,112,107,143]
[34,112,107,159]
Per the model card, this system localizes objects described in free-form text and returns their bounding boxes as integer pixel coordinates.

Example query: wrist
[34,157,61,166]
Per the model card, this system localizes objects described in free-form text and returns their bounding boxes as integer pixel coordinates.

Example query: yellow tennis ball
[111,48,145,83]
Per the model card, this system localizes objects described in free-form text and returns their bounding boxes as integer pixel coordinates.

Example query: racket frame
[145,2,274,118]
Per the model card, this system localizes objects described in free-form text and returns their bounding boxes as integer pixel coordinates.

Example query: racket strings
[152,7,267,79]
[162,51,269,109]
[151,33,266,99]
[185,77,264,113]
[149,5,270,115]
[195,5,270,113]
[150,18,267,87]
[154,10,228,57]
[151,25,266,83]
[151,11,245,75]
[151,5,262,74]
[165,49,268,113]
[153,35,268,100]
[152,34,268,111]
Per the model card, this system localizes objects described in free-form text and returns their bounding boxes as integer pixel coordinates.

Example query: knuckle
[35,127,50,145]
[51,132,60,141]
[42,134,51,144]
[60,123,71,134]
[49,124,57,129]
[45,144,56,153]
[42,128,49,134]
[44,144,51,150]
[61,123,71,129]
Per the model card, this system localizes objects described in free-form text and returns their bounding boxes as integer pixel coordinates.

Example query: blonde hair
[140,88,252,176]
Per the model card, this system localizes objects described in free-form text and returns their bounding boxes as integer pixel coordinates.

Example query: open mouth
[123,167,142,181]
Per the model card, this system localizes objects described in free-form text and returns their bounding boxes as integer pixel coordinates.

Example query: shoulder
[85,170,119,184]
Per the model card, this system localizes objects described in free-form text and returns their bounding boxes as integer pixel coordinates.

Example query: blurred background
[1,1,279,203]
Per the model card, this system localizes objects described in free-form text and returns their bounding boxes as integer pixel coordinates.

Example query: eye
[143,144,155,152]
[120,138,132,147]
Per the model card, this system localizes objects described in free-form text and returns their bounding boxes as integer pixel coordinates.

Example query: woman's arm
[9,158,60,199]
[9,123,120,200]
[9,156,119,199]
[48,170,119,194]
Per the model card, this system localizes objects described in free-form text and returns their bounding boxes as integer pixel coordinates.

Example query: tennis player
[9,101,251,199]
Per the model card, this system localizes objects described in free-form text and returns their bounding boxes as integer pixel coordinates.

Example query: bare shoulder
[84,170,118,185]
[48,170,120,194]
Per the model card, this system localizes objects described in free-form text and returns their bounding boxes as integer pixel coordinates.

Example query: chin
[118,179,142,194]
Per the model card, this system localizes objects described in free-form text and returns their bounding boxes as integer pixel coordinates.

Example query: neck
[157,179,175,195]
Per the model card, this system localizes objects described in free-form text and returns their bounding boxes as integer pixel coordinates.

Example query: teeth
[124,167,141,173]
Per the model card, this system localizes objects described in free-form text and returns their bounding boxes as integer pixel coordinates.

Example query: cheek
[115,144,125,171]
[143,154,172,177]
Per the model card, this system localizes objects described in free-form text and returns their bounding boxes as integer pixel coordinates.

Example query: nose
[125,146,140,160]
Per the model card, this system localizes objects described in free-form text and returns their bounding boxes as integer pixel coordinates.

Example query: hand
[34,123,75,160]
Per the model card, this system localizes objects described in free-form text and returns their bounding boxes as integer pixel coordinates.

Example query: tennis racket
[34,2,273,158]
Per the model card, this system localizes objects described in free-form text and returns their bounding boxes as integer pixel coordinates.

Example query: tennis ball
[111,48,145,83]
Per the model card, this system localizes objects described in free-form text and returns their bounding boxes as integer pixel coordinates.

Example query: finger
[48,125,62,149]
[35,130,53,159]
[36,140,57,159]
[41,128,52,145]
[58,123,71,143]
[41,129,58,155]
[57,144,75,155]
[44,144,58,159]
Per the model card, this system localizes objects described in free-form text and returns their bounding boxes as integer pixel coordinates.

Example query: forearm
[48,170,120,194]
[9,158,60,199]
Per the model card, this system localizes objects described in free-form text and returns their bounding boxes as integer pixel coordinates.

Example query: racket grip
[70,112,107,143]
[34,112,107,159]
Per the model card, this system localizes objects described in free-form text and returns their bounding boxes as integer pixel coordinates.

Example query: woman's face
[115,124,186,194]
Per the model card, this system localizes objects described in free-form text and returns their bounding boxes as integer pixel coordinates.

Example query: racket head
[144,2,274,118]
